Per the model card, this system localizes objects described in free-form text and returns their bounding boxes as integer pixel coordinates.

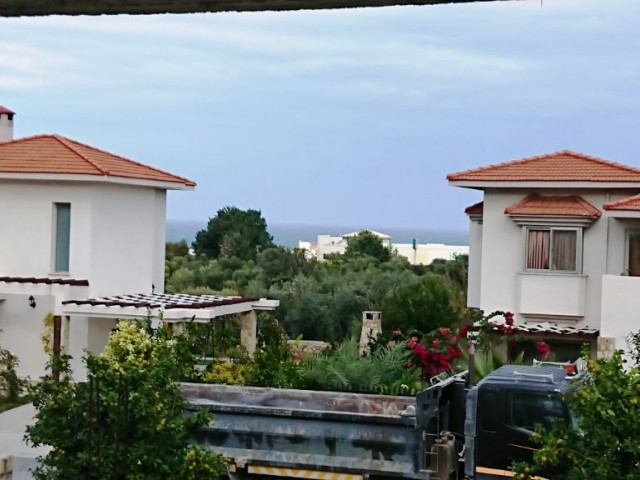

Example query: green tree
[165,240,190,259]
[345,231,391,263]
[381,273,463,334]
[514,348,640,480]
[257,246,313,285]
[192,206,274,261]
[26,321,226,480]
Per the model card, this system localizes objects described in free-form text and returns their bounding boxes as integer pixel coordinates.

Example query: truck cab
[463,365,574,479]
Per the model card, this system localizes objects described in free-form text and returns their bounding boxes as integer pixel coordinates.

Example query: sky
[1,0,640,231]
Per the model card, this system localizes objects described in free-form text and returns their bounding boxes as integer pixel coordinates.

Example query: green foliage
[26,321,226,480]
[257,246,312,285]
[381,273,464,334]
[514,348,640,480]
[167,232,472,345]
[345,231,391,263]
[192,206,274,261]
[166,240,190,259]
[465,346,525,381]
[250,315,302,388]
[0,348,28,408]
[301,338,411,393]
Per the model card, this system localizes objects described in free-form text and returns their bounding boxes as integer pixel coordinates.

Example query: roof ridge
[58,135,196,187]
[53,135,109,175]
[559,150,640,174]
[447,150,640,181]
[504,193,601,218]
[603,193,640,210]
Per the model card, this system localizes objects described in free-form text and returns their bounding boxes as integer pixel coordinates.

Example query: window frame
[523,226,582,274]
[52,202,71,274]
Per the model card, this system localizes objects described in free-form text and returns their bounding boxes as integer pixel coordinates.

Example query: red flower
[505,312,514,326]
[392,329,403,337]
[459,323,470,338]
[497,324,506,334]
[433,339,442,350]
[440,328,451,336]
[535,341,551,359]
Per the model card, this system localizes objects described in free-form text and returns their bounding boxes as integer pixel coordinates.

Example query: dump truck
[182,363,575,480]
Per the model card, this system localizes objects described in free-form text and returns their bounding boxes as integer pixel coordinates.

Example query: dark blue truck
[182,364,573,480]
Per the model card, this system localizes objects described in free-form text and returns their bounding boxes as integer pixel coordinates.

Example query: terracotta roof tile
[464,201,483,215]
[0,134,195,187]
[447,150,640,183]
[603,193,640,211]
[505,194,601,218]
[0,106,14,115]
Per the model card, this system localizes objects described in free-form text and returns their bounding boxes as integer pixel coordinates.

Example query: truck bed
[182,383,431,479]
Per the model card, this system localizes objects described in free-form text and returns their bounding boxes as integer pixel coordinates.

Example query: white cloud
[0,43,76,90]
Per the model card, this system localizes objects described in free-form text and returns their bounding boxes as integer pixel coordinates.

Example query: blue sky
[1,0,639,231]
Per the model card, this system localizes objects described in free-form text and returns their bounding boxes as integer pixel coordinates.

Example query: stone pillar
[597,336,616,359]
[239,311,258,356]
[359,311,382,355]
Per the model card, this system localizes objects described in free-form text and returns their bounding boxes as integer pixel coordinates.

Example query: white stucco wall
[601,274,640,352]
[0,181,93,278]
[467,220,482,308]
[90,184,165,296]
[0,293,55,379]
[478,190,523,316]
[477,189,616,330]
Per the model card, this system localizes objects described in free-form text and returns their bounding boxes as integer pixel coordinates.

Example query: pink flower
[392,329,403,337]
[387,340,396,350]
[433,339,442,350]
[408,338,418,349]
[440,328,451,336]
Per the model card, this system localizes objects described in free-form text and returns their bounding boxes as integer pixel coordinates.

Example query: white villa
[0,107,276,379]
[448,150,640,360]
[308,229,468,265]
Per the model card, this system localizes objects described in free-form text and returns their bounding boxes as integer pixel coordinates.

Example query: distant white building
[394,243,469,265]
[303,228,468,265]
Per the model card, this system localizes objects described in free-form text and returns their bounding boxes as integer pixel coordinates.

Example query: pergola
[62,293,279,355]
[0,0,518,17]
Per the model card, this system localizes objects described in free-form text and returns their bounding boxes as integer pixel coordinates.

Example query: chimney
[0,106,15,143]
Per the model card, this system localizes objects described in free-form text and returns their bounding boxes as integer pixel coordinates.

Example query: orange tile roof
[0,134,195,187]
[603,193,640,211]
[447,150,640,183]
[505,194,601,218]
[464,201,483,215]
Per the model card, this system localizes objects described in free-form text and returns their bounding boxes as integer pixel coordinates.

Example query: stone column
[597,336,616,359]
[359,311,382,355]
[239,311,258,356]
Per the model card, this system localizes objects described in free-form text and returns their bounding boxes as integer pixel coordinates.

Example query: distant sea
[167,219,469,249]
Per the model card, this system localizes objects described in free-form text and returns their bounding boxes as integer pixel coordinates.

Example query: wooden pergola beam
[0,0,518,17]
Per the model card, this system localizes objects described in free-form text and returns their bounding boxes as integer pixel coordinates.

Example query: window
[509,391,566,432]
[54,203,71,272]
[526,227,580,272]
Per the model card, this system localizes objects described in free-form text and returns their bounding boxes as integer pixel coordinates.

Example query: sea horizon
[167,219,469,249]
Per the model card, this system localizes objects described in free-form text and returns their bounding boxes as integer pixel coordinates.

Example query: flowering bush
[373,310,551,382]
